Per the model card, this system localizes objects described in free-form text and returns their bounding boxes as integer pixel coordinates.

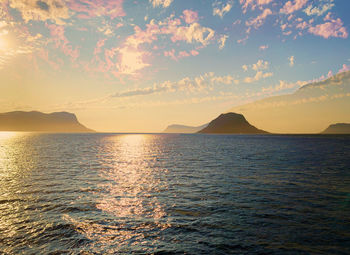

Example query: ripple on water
[0,133,349,254]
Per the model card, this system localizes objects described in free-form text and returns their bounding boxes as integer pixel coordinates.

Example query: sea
[0,133,349,254]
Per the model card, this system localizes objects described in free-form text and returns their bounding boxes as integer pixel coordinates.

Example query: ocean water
[0,133,349,254]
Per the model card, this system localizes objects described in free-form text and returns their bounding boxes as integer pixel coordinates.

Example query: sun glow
[0,38,7,51]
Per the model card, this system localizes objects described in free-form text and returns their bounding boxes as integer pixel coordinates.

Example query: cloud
[114,16,217,76]
[218,35,228,50]
[117,47,150,75]
[289,55,295,66]
[262,80,307,93]
[240,0,274,13]
[259,45,268,50]
[114,21,160,75]
[47,24,79,62]
[280,0,308,14]
[252,59,269,71]
[246,8,272,29]
[8,0,70,24]
[164,49,198,61]
[243,59,269,72]
[150,0,173,8]
[110,72,239,98]
[168,22,215,46]
[182,10,198,24]
[304,1,334,16]
[213,0,234,18]
[327,70,333,78]
[308,13,348,39]
[338,64,349,73]
[244,71,273,83]
[68,0,125,19]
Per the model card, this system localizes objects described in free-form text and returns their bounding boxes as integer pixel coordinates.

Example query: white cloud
[252,59,269,71]
[218,35,228,50]
[308,13,348,39]
[304,1,334,16]
[170,22,215,46]
[280,0,308,15]
[213,1,234,18]
[289,55,295,67]
[246,8,272,29]
[244,71,273,83]
[149,0,173,8]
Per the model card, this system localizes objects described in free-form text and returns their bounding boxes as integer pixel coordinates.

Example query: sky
[0,0,349,132]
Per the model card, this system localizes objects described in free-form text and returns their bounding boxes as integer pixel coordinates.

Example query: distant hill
[321,123,350,134]
[0,111,94,132]
[198,112,268,134]
[229,70,350,133]
[163,123,208,133]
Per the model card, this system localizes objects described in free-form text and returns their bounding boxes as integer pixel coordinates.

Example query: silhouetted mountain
[0,111,94,132]
[321,123,350,134]
[163,123,208,133]
[198,112,268,134]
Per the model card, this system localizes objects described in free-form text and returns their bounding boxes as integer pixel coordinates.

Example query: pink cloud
[338,64,349,73]
[94,39,106,55]
[47,24,80,62]
[280,0,308,14]
[92,16,216,77]
[308,14,348,39]
[164,49,177,61]
[179,51,190,58]
[296,21,308,30]
[160,17,215,46]
[164,49,195,61]
[240,0,273,13]
[246,8,272,29]
[116,23,124,29]
[191,50,199,56]
[68,0,125,19]
[182,10,198,24]
[259,45,268,50]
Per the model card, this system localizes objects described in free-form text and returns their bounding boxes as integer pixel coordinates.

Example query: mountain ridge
[198,112,268,134]
[321,123,350,134]
[0,111,94,132]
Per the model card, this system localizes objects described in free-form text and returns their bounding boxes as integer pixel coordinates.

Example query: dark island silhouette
[163,123,208,133]
[198,112,268,134]
[321,123,350,134]
[0,111,94,132]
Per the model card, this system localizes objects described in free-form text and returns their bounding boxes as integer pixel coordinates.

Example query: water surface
[0,133,349,254]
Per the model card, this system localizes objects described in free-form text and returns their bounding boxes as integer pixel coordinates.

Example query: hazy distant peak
[163,123,208,133]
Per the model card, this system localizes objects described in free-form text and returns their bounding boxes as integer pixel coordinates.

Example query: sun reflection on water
[0,132,40,253]
[65,134,170,252]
